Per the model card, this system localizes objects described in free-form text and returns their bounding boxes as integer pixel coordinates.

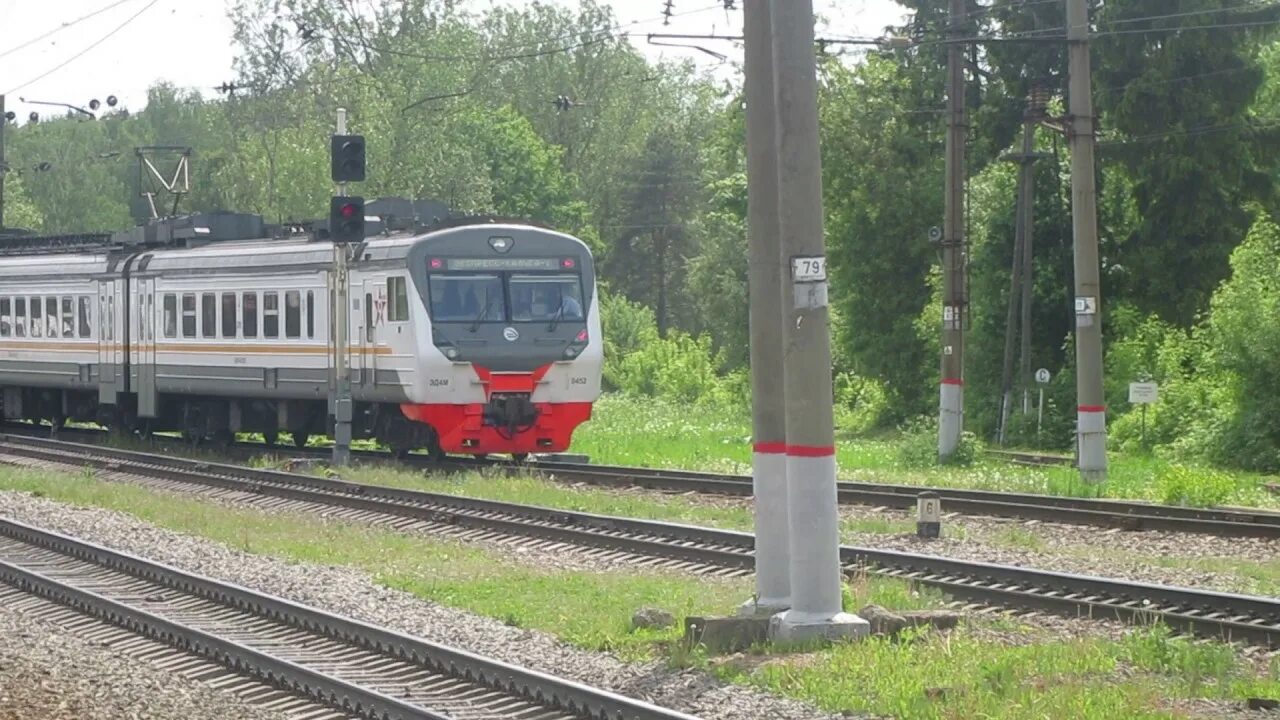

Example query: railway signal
[329,196,365,243]
[330,134,366,182]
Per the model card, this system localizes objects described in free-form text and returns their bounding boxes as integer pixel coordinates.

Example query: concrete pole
[1018,111,1036,417]
[332,107,353,467]
[997,175,1025,446]
[938,0,968,461]
[768,0,867,643]
[740,0,790,617]
[1066,0,1108,482]
[0,94,6,231]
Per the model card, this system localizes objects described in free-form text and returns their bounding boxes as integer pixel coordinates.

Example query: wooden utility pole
[1066,0,1108,482]
[938,0,968,460]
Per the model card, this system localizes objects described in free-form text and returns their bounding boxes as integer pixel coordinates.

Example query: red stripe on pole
[940,378,964,386]
[1078,405,1106,413]
[786,444,836,457]
[753,442,787,455]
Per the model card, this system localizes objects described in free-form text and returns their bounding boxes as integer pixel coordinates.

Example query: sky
[0,0,911,121]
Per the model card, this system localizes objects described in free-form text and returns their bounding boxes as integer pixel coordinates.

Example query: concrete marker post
[917,492,941,539]
[740,0,790,617]
[768,0,867,643]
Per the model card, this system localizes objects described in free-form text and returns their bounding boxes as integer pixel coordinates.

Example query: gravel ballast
[0,490,848,720]
[0,602,291,720]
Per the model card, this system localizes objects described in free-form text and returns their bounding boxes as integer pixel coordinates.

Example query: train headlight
[445,347,459,359]
[564,347,579,358]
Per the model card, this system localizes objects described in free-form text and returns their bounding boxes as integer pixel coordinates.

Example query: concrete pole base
[1077,408,1108,484]
[768,610,870,644]
[938,381,963,459]
[737,596,791,618]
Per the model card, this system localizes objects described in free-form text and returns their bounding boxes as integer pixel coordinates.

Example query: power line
[0,0,138,61]
[3,0,161,95]
[1098,2,1280,28]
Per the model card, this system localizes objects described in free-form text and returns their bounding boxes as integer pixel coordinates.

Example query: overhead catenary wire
[3,0,161,95]
[0,0,138,61]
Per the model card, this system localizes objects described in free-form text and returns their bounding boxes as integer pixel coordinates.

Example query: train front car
[399,222,602,457]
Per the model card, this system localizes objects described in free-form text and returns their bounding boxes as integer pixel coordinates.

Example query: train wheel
[292,432,310,449]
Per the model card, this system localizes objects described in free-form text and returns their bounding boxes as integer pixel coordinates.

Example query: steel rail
[16,424,1280,538]
[0,515,704,720]
[1,434,1278,649]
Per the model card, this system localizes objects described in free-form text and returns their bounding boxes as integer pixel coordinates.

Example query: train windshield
[429,274,506,323]
[428,269,585,325]
[509,274,583,322]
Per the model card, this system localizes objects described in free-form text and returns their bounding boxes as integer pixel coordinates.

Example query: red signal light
[430,258,443,269]
[575,329,588,343]
[340,203,358,219]
[562,258,576,269]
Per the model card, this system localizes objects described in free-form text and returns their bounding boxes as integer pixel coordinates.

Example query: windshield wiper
[546,303,565,333]
[469,299,494,333]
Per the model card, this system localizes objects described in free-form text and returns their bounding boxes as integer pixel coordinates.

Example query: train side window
[79,297,91,339]
[221,293,236,338]
[14,298,25,338]
[242,292,258,338]
[163,294,177,338]
[181,294,196,338]
[146,295,153,341]
[387,277,409,322]
[44,297,58,339]
[61,297,74,338]
[263,292,279,339]
[306,290,315,339]
[201,293,216,338]
[0,298,9,337]
[29,296,42,338]
[285,291,301,339]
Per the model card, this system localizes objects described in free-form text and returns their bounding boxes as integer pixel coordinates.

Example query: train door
[133,277,157,417]
[358,278,380,387]
[97,279,118,405]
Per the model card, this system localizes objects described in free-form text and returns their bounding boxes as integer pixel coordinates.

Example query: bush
[1155,464,1236,507]
[896,416,979,468]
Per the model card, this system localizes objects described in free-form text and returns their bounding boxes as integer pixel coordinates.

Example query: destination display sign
[439,258,563,271]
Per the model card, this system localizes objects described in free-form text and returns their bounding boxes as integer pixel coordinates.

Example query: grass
[0,464,1276,720]
[572,395,1280,509]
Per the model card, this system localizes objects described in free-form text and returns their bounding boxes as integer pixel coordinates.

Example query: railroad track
[0,513,702,720]
[1,433,1278,649]
[21,424,1280,538]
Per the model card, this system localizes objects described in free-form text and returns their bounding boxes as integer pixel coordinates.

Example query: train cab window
[263,292,279,339]
[13,298,25,338]
[163,294,177,338]
[285,291,301,339]
[242,292,258,338]
[509,274,584,323]
[201,293,216,338]
[428,274,504,324]
[305,290,315,339]
[61,297,74,338]
[29,296,42,338]
[78,297,92,339]
[221,293,236,338]
[387,277,409,322]
[0,298,9,337]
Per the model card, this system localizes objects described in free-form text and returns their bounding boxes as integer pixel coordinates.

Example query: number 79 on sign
[791,256,827,282]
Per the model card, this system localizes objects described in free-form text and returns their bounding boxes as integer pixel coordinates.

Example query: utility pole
[1066,0,1108,482]
[997,90,1048,444]
[768,0,867,642]
[741,0,790,617]
[938,0,968,461]
[0,94,6,231]
[332,108,353,467]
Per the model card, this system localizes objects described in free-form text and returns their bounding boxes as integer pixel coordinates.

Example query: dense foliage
[7,0,1280,470]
